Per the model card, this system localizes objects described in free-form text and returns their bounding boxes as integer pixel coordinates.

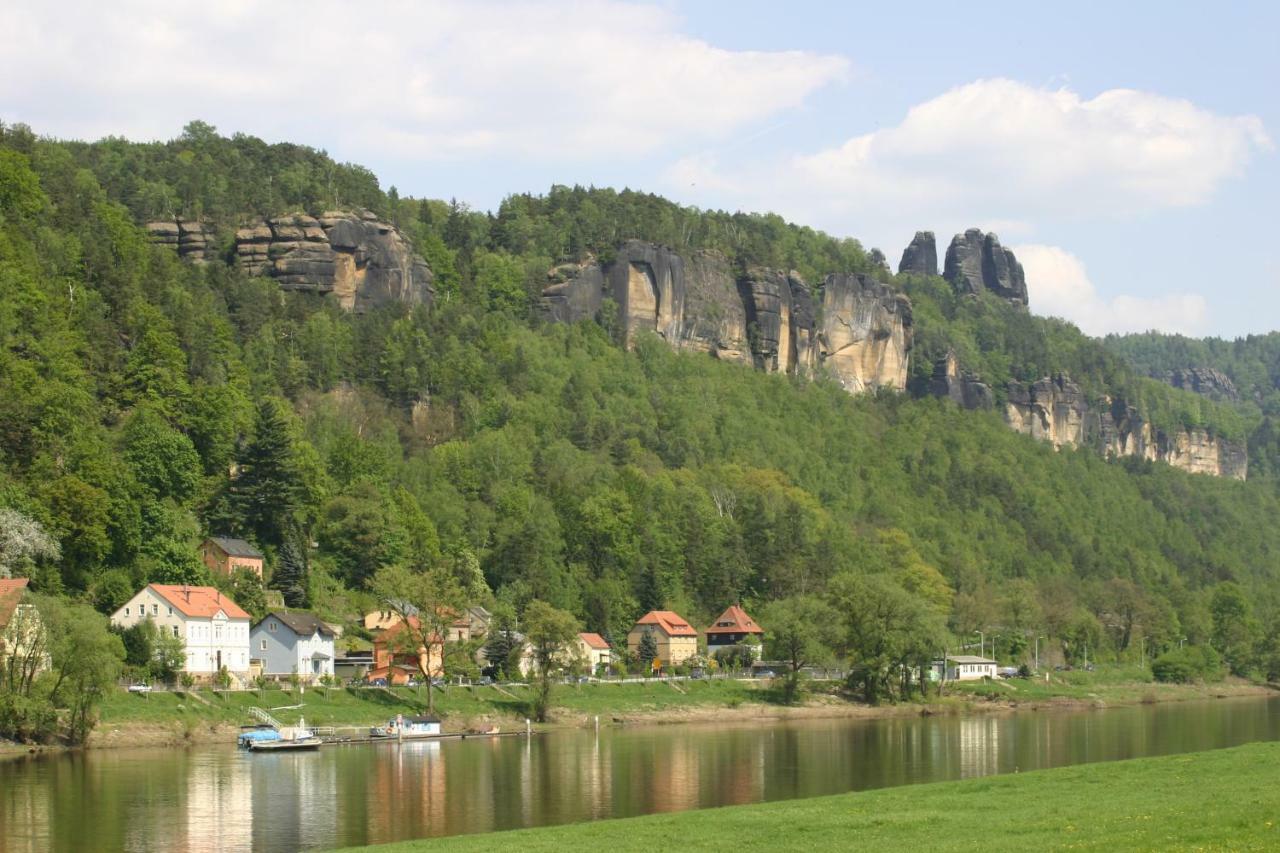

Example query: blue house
[251,611,336,681]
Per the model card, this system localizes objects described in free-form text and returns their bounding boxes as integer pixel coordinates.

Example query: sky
[2,0,1276,338]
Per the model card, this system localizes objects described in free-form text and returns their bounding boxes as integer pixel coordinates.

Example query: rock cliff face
[540,241,912,392]
[1004,374,1247,479]
[927,351,993,409]
[145,218,215,264]
[943,228,1027,305]
[1158,367,1240,402]
[234,211,433,311]
[898,231,938,276]
[146,210,433,311]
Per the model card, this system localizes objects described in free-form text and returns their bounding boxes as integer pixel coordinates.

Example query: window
[172,626,179,638]
[152,604,158,616]
[268,621,277,633]
[124,607,130,616]
[167,607,173,616]
[260,640,268,652]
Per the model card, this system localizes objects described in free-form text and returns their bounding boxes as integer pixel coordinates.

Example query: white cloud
[0,1,848,162]
[667,78,1271,251]
[1015,244,1209,336]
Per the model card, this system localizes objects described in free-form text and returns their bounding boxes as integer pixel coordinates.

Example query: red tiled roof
[149,584,251,620]
[0,578,30,630]
[579,632,610,650]
[634,610,697,637]
[705,604,764,636]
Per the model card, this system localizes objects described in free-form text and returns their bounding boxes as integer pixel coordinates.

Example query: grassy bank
[348,741,1280,852]
[86,668,1269,748]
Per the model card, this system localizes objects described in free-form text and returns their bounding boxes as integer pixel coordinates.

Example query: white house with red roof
[705,604,765,660]
[577,632,612,673]
[627,610,698,668]
[111,584,252,678]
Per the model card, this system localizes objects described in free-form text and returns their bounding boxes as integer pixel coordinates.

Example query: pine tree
[272,537,309,608]
[232,399,302,548]
[637,629,659,671]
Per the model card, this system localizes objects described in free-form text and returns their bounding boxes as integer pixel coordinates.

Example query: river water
[2,695,1279,852]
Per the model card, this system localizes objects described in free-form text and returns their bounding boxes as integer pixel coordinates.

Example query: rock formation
[145,218,215,264]
[234,211,433,311]
[146,210,433,311]
[540,241,913,392]
[943,228,1027,305]
[1158,367,1239,402]
[927,351,993,409]
[898,231,938,277]
[1004,374,1247,479]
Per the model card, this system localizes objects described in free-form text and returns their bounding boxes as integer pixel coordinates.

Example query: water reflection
[2,695,1279,852]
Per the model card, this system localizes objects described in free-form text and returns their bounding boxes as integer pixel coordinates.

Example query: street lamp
[1139,636,1147,669]
[1035,635,1046,672]
[974,630,985,658]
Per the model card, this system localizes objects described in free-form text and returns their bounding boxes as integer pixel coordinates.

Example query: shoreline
[11,677,1256,752]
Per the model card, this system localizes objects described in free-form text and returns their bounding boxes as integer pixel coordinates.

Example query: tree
[637,629,659,673]
[370,563,466,713]
[229,399,305,548]
[0,508,60,580]
[522,599,580,723]
[482,603,522,680]
[41,597,126,743]
[761,595,839,704]
[1211,583,1257,676]
[272,536,309,608]
[150,626,187,683]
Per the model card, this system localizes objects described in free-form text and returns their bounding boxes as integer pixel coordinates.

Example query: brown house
[627,610,698,668]
[200,537,265,579]
[705,604,765,660]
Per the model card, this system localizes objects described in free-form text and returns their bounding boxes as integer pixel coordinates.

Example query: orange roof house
[577,632,612,672]
[110,584,252,677]
[705,604,765,659]
[627,610,698,668]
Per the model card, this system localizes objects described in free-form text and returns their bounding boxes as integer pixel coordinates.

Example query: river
[3,695,1279,852]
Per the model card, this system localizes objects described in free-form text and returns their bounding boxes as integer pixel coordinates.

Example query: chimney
[182,585,190,603]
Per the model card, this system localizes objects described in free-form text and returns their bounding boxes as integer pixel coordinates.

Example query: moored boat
[369,714,442,739]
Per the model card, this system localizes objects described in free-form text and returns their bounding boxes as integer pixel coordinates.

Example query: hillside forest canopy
[3,120,1280,735]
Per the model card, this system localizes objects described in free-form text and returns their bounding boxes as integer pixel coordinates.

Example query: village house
[932,655,999,682]
[199,536,265,579]
[368,615,468,683]
[704,604,765,661]
[0,578,47,675]
[111,584,252,679]
[251,611,336,682]
[363,607,472,644]
[577,632,612,674]
[627,610,698,668]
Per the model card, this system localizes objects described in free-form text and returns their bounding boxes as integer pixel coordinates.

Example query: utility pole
[1035,635,1046,672]
[974,630,985,659]
[1140,636,1146,669]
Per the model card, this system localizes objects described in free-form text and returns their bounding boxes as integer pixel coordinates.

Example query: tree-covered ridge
[4,120,1280,732]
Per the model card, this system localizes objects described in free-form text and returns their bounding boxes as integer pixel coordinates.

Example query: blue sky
[2,1,1275,337]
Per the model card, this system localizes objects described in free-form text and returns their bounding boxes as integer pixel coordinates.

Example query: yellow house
[627,611,698,668]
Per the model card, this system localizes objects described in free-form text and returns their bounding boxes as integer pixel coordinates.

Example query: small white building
[933,655,999,682]
[251,611,336,681]
[111,584,252,678]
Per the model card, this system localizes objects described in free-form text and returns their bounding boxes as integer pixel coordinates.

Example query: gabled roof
[256,610,336,638]
[149,584,251,620]
[945,655,997,664]
[705,604,764,636]
[0,578,30,631]
[634,610,697,637]
[579,632,610,650]
[205,536,264,559]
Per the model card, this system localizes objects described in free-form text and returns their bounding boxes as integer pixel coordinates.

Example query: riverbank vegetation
[5,122,1280,743]
[348,741,1280,852]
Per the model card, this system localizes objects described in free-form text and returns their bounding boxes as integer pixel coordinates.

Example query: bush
[1152,646,1224,684]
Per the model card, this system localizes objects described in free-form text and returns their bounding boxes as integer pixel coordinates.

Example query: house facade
[0,578,47,675]
[704,604,765,660]
[577,632,612,673]
[111,584,252,678]
[200,537,265,579]
[627,611,698,668]
[933,655,998,681]
[251,611,336,680]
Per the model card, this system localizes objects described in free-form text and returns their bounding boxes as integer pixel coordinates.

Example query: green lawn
[96,677,768,731]
[344,741,1280,852]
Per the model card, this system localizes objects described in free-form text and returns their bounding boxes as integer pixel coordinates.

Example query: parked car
[998,666,1020,679]
[127,683,152,693]
[365,677,388,687]
[755,669,777,678]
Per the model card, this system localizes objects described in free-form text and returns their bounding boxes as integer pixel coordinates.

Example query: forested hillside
[3,120,1280,708]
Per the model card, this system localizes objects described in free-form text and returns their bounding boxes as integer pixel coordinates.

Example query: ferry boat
[245,719,322,751]
[369,714,442,739]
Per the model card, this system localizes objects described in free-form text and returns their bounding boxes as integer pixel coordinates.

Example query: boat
[246,719,322,752]
[369,714,442,739]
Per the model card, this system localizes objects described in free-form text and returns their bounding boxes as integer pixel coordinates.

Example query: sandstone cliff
[927,351,993,409]
[943,228,1028,305]
[898,231,938,277]
[1004,374,1247,479]
[1158,367,1240,402]
[540,241,912,392]
[146,210,433,311]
